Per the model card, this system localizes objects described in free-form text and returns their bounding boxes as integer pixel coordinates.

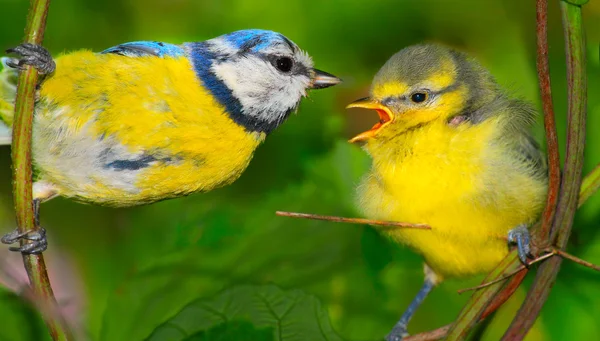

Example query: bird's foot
[5,43,55,75]
[507,224,533,265]
[386,324,409,341]
[1,227,47,254]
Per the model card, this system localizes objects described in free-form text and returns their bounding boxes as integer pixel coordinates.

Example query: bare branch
[275,211,431,229]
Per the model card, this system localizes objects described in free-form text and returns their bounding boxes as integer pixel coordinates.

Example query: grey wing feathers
[508,99,547,179]
[516,133,547,178]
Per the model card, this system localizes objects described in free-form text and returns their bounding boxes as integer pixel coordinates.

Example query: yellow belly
[31,51,264,206]
[357,120,547,279]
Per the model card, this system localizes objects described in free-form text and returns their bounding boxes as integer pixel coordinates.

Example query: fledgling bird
[0,29,340,254]
[347,44,547,341]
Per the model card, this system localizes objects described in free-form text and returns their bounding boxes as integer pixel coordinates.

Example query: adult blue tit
[0,29,340,253]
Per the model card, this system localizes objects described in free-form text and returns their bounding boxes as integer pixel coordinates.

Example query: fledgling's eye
[275,57,293,73]
[410,92,428,103]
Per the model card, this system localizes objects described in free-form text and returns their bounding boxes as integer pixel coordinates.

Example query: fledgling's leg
[5,43,55,75]
[507,224,533,265]
[386,264,440,341]
[1,199,48,254]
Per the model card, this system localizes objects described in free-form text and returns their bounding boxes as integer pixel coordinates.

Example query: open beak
[310,69,341,89]
[346,97,394,143]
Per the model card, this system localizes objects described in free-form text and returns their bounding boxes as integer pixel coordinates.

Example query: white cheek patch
[293,49,314,71]
[212,55,311,125]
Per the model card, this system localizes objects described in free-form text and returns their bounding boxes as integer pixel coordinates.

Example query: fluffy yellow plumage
[347,44,547,340]
[34,51,263,206]
[0,31,341,254]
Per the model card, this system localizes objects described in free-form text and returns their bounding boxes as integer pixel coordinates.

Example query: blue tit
[0,29,340,253]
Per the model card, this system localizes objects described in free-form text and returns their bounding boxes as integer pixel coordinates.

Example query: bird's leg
[507,224,533,265]
[1,199,48,254]
[5,43,55,75]
[386,265,439,341]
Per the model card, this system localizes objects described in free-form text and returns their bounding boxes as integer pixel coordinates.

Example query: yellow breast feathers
[358,116,547,279]
[33,51,264,206]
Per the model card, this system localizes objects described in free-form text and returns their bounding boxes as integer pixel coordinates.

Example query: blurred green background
[0,0,599,340]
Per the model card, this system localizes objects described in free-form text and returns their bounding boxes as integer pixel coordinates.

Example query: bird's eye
[410,92,428,103]
[275,57,293,73]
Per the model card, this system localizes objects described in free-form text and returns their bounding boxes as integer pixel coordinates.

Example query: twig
[457,252,555,294]
[554,248,600,271]
[408,246,598,341]
[404,325,450,341]
[275,211,431,229]
[480,270,528,320]
[445,252,523,340]
[11,0,72,339]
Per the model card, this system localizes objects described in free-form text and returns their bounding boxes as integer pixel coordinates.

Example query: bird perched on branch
[347,44,547,341]
[0,29,340,254]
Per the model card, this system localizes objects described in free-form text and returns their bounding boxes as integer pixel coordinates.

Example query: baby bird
[347,44,547,341]
[0,29,340,253]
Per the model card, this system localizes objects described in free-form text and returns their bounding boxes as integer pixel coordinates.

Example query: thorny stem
[11,0,72,339]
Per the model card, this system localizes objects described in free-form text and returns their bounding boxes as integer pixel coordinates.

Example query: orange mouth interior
[370,108,392,131]
[347,102,394,143]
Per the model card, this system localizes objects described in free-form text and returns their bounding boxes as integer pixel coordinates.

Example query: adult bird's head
[186,29,340,134]
[347,44,500,145]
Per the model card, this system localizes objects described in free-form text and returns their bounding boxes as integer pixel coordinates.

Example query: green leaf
[0,288,51,341]
[98,142,368,341]
[184,321,274,341]
[146,285,343,341]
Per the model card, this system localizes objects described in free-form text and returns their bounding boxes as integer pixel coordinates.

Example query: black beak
[310,69,341,89]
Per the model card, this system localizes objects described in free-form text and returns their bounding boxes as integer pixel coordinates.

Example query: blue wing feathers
[100,41,185,58]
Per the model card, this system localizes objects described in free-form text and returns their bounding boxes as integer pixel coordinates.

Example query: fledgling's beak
[310,69,341,89]
[346,97,394,143]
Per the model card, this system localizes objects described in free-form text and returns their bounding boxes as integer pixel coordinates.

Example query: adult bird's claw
[5,43,55,75]
[508,224,533,265]
[386,324,409,341]
[1,227,47,254]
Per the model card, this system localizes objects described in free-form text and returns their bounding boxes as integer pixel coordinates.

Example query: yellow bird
[0,30,340,254]
[347,44,547,341]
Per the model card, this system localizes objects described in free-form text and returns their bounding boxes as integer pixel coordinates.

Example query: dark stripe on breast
[105,155,159,171]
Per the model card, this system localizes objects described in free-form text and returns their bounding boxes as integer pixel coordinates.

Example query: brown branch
[554,249,600,271]
[10,0,72,339]
[503,1,588,338]
[535,0,561,242]
[405,246,598,341]
[275,211,431,229]
[404,325,450,341]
